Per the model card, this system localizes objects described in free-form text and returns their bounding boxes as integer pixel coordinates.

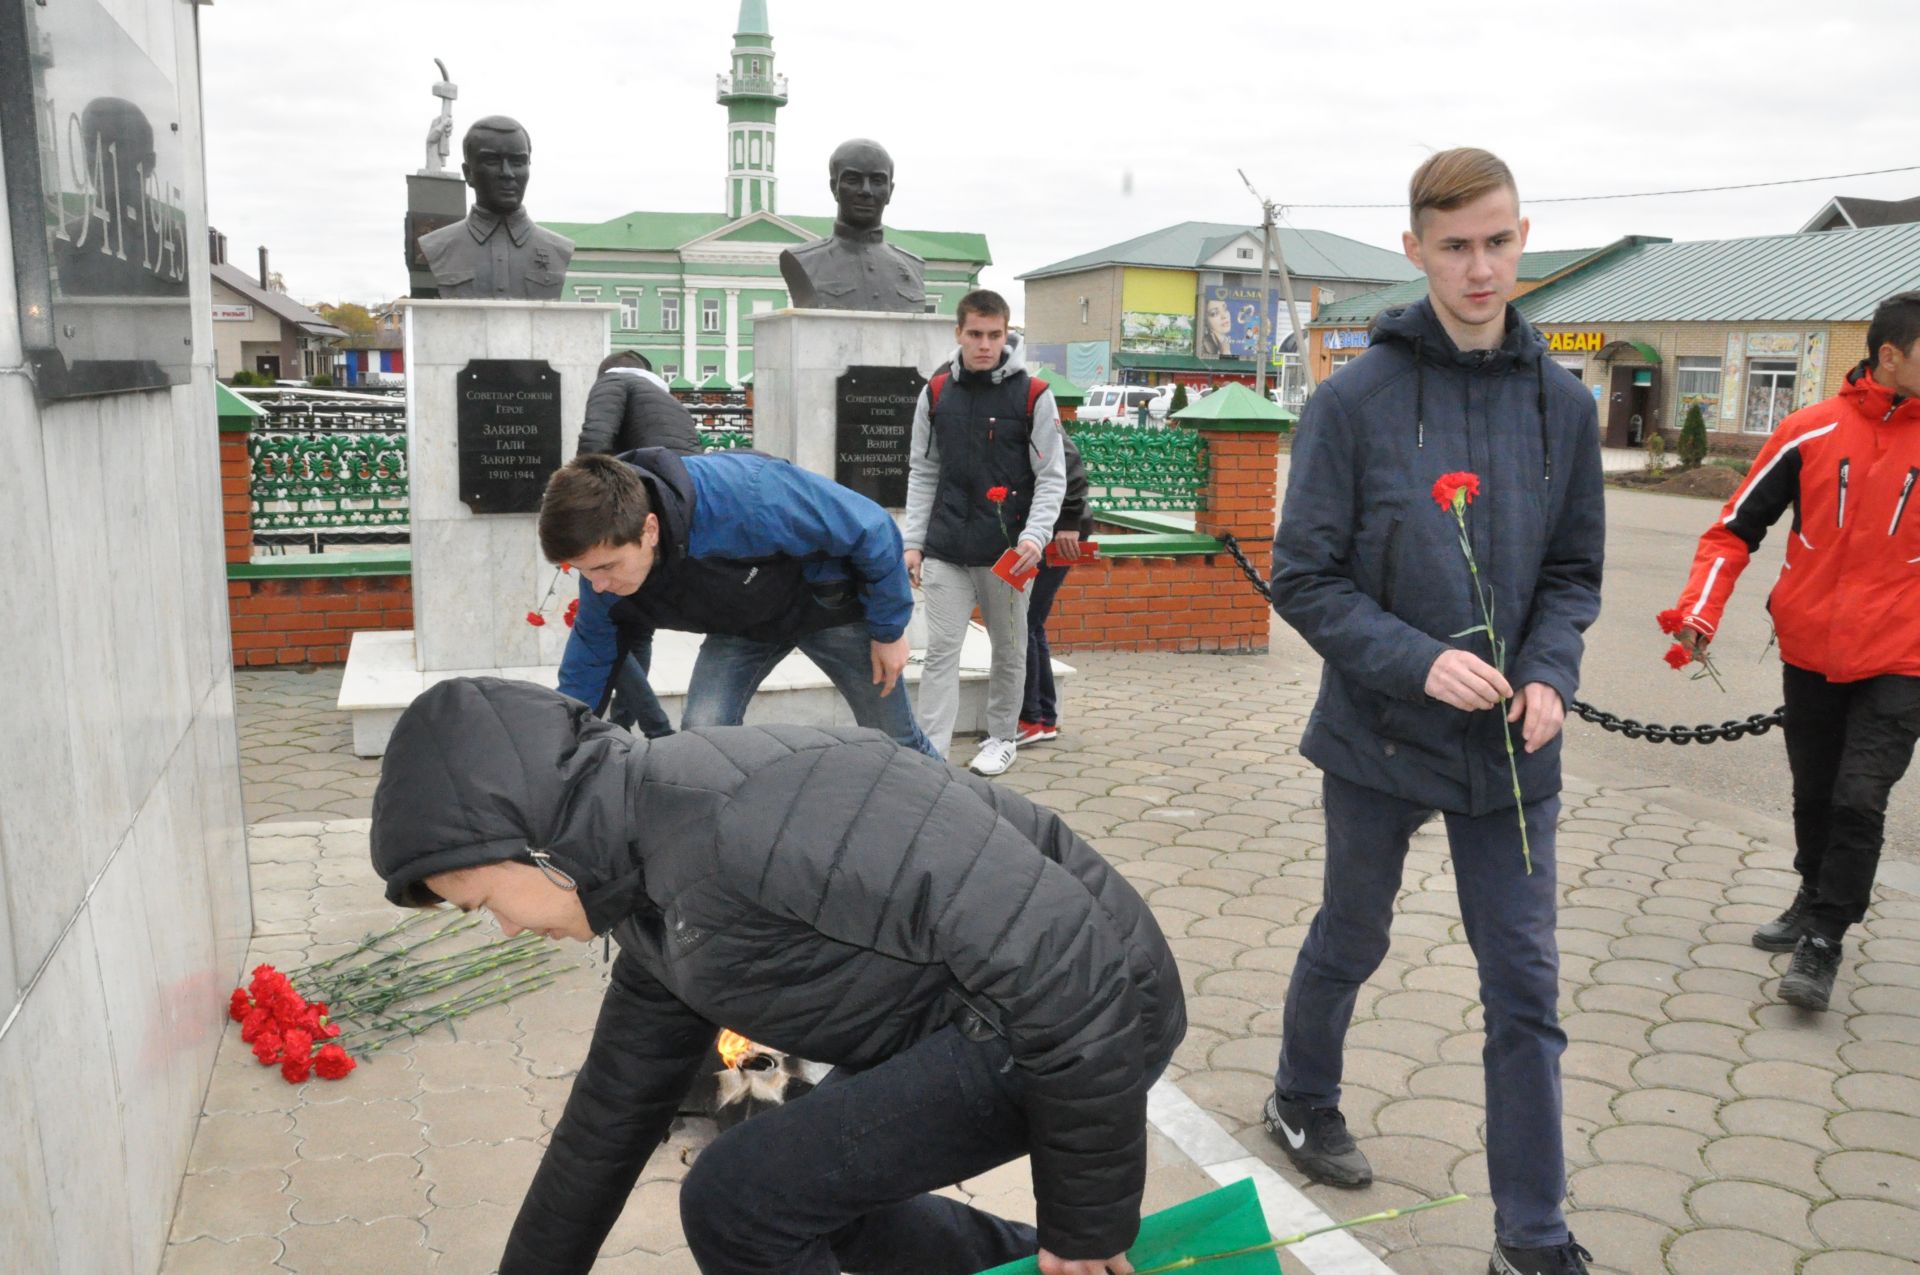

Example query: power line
[1280,163,1920,210]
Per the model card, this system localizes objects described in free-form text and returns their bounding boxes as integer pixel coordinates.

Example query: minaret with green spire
[716,0,787,219]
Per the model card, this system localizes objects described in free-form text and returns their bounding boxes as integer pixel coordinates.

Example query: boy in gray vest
[903,289,1067,775]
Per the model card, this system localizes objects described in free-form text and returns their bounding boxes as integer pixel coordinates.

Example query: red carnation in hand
[560,562,572,573]
[1656,608,1687,635]
[251,1031,283,1066]
[229,988,252,1022]
[525,610,547,627]
[985,486,1010,503]
[314,1044,358,1081]
[563,598,580,629]
[1663,643,1692,670]
[1431,472,1481,511]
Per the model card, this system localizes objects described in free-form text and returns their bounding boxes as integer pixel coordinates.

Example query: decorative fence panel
[243,391,409,554]
[1068,422,1209,512]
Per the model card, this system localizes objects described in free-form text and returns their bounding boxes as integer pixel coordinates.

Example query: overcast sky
[200,1,1920,318]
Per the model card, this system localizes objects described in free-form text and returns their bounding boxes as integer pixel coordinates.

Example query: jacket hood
[1369,297,1554,467]
[369,677,644,932]
[947,330,1029,384]
[613,447,697,564]
[1843,359,1920,424]
[604,365,673,394]
[1370,297,1547,373]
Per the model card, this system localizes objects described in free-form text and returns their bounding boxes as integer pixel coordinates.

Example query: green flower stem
[1131,1193,1469,1275]
[1451,500,1532,876]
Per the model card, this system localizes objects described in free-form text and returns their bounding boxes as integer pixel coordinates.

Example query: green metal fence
[249,427,410,547]
[1068,421,1208,512]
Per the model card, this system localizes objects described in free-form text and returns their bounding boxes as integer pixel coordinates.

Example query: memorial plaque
[834,365,925,508]
[0,0,195,399]
[457,360,563,514]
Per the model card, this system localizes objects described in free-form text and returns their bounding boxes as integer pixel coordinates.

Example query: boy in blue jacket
[1263,149,1604,1275]
[544,450,936,756]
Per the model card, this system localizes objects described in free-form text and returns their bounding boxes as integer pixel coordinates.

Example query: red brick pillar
[1173,383,1293,650]
[218,413,254,566]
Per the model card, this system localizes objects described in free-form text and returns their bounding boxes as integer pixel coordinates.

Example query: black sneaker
[1262,1092,1372,1187]
[1489,1234,1593,1275]
[1779,933,1843,1010]
[1752,885,1815,952]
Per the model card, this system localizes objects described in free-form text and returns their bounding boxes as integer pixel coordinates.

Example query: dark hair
[1867,291,1920,367]
[538,454,654,563]
[598,350,652,375]
[955,289,1011,327]
[1409,147,1519,235]
[463,115,530,164]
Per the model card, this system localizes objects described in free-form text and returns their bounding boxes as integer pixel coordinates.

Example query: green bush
[1678,402,1709,469]
[228,370,264,386]
[309,373,334,387]
[1169,383,1190,415]
[1644,429,1667,474]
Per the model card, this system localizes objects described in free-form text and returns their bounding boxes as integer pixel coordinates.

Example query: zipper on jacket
[1836,458,1850,528]
[1891,467,1919,535]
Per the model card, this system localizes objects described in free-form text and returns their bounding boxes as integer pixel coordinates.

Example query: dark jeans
[1276,772,1569,1250]
[1782,663,1920,940]
[678,1026,1038,1275]
[608,634,674,739]
[681,621,939,758]
[1020,564,1071,726]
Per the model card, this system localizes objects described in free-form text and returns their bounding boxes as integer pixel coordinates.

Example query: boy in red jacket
[1667,291,1920,1011]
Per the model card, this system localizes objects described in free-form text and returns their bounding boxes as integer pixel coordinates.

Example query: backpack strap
[928,370,949,412]
[1026,377,1049,416]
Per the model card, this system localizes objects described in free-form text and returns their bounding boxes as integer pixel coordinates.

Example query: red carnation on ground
[1664,643,1692,670]
[986,486,1009,503]
[1656,608,1687,635]
[314,1044,357,1081]
[239,1007,271,1044]
[525,610,546,627]
[251,1031,283,1066]
[1431,472,1481,511]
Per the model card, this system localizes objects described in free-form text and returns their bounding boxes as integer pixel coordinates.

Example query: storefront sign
[1746,333,1802,356]
[834,365,925,508]
[1546,331,1605,353]
[457,360,564,514]
[1324,329,1371,351]
[0,0,194,399]
[212,303,254,322]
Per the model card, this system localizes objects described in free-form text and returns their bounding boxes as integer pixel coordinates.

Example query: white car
[1078,384,1174,424]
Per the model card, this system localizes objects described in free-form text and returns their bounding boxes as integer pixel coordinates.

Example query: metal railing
[240,389,410,554]
[1069,421,1209,512]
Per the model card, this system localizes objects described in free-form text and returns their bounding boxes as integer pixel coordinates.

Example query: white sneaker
[969,737,1017,776]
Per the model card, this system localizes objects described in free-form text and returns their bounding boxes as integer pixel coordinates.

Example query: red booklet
[1044,538,1099,567]
[991,547,1041,592]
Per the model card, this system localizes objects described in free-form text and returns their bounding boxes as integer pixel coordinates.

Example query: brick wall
[227,575,412,666]
[1047,551,1268,652]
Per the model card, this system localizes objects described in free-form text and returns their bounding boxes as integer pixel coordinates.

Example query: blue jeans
[1021,564,1071,726]
[608,635,674,739]
[679,1026,1038,1274]
[681,621,938,757]
[1276,772,1569,1249]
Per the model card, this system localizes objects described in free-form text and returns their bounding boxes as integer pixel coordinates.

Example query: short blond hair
[1409,148,1519,234]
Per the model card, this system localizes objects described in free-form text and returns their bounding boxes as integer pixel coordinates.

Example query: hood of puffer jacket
[945,330,1030,384]
[1370,298,1555,466]
[369,677,647,934]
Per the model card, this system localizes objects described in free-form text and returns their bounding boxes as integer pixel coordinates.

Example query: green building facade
[541,1,990,387]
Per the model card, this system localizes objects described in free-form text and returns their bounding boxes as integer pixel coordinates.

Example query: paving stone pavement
[176,661,1920,1273]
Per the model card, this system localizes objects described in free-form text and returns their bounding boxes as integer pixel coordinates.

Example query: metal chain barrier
[1218,533,1786,745]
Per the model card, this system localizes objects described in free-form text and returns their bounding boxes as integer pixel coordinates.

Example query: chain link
[1217,533,1787,745]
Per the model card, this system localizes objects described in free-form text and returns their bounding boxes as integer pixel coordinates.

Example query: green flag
[977,1179,1279,1275]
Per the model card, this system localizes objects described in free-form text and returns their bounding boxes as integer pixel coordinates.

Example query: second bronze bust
[778,139,926,313]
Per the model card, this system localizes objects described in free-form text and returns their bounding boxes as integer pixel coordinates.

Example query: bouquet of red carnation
[1656,608,1725,691]
[230,964,357,1084]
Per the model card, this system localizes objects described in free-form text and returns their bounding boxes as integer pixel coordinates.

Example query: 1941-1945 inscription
[457,360,563,514]
[834,365,926,508]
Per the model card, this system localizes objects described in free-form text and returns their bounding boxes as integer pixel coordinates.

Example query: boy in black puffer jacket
[370,676,1185,1275]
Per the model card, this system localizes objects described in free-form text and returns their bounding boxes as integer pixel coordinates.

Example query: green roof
[1312,238,1659,327]
[216,382,266,430]
[543,211,990,265]
[698,371,734,392]
[1032,368,1086,404]
[667,374,696,392]
[1517,222,1920,324]
[1171,381,1292,430]
[736,0,770,35]
[1019,220,1419,285]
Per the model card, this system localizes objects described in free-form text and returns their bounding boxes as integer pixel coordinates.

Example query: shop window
[1744,359,1797,434]
[1551,354,1585,382]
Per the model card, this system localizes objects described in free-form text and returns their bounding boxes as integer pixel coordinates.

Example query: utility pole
[1238,170,1317,404]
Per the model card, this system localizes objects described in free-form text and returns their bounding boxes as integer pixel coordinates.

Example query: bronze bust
[779,139,926,313]
[420,116,574,300]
